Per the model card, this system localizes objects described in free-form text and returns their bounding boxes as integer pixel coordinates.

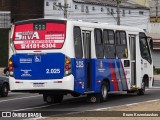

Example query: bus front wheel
[137,81,145,95]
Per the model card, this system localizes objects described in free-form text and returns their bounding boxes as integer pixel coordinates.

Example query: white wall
[149,23,160,34]
[44,0,150,31]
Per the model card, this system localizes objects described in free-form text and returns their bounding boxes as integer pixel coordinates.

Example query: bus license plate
[33,83,45,87]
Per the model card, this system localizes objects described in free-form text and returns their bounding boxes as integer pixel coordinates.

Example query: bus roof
[67,19,144,33]
[14,18,66,25]
[14,18,144,33]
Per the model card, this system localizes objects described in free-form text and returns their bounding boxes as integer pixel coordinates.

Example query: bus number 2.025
[46,69,60,74]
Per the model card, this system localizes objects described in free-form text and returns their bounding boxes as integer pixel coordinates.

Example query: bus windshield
[12,21,66,50]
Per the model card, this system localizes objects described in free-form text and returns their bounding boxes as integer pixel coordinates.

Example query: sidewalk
[44,75,160,120]
[154,75,160,80]
[44,100,160,120]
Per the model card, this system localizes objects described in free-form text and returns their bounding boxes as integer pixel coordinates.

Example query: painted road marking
[24,117,47,120]
[0,95,41,103]
[92,99,160,111]
[13,103,59,111]
[12,97,84,111]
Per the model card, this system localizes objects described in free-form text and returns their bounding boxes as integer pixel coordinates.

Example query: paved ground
[44,100,160,120]
[43,76,160,120]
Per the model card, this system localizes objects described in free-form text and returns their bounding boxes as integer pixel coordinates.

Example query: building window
[58,3,61,7]
[53,2,57,10]
[46,2,49,6]
[129,10,131,14]
[139,11,144,15]
[81,5,84,12]
[75,5,78,9]
[86,6,89,13]
[92,6,95,11]
[107,8,110,15]
[111,9,114,15]
[122,9,125,16]
[101,8,104,12]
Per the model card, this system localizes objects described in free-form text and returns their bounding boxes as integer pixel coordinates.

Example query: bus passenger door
[82,31,92,91]
[129,35,136,87]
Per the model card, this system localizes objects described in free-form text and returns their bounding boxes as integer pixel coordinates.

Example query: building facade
[44,0,150,31]
[129,0,150,7]
[0,0,44,23]
[0,11,10,28]
[0,0,44,67]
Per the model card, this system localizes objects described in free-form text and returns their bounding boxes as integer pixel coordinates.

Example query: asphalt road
[0,76,160,119]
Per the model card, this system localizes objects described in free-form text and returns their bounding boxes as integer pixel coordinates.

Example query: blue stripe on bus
[116,60,124,90]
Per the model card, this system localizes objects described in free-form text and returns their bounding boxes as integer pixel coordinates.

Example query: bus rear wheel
[43,94,63,104]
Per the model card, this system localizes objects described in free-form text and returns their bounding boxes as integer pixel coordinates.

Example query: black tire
[43,94,63,104]
[100,81,109,102]
[1,84,9,97]
[87,93,100,103]
[137,81,145,95]
[43,94,54,104]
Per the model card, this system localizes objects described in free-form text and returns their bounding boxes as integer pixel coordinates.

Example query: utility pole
[54,0,69,18]
[117,0,121,25]
[64,0,68,18]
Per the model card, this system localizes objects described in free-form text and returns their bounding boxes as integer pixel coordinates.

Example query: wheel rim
[90,96,96,103]
[46,96,52,103]
[101,84,107,99]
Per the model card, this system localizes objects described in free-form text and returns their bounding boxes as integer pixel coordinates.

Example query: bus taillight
[9,58,14,76]
[64,56,72,76]
[9,66,13,71]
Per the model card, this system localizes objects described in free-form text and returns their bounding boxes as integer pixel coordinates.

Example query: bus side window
[94,29,104,58]
[74,26,83,58]
[103,30,116,58]
[139,33,152,64]
[116,31,128,58]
